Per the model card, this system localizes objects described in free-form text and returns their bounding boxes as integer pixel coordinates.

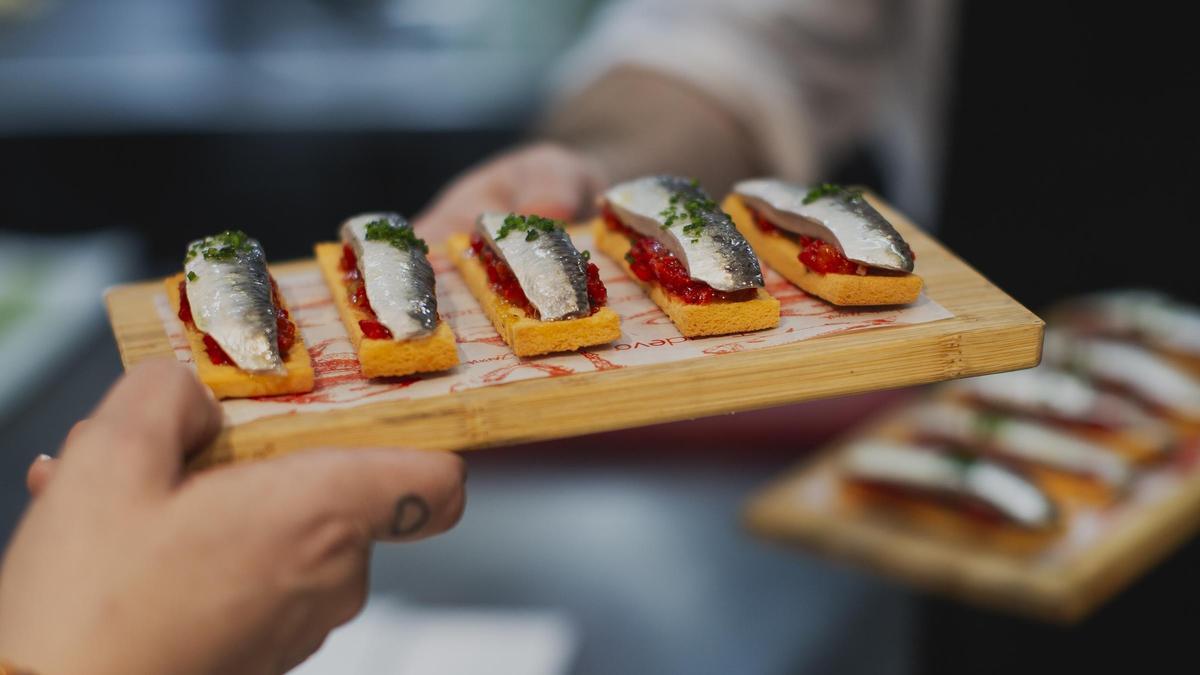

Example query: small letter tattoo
[391,494,431,537]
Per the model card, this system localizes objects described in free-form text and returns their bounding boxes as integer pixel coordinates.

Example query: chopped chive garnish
[802,183,864,205]
[365,218,429,254]
[496,213,561,240]
[658,178,719,242]
[185,230,256,264]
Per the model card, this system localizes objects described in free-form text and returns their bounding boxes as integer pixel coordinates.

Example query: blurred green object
[0,257,46,338]
[0,0,47,21]
[0,231,137,423]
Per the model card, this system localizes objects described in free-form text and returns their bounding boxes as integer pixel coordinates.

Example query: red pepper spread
[339,244,394,340]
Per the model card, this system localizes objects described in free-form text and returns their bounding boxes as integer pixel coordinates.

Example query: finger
[414,194,507,244]
[257,448,466,542]
[413,167,515,243]
[26,454,55,496]
[64,359,223,489]
[511,156,597,222]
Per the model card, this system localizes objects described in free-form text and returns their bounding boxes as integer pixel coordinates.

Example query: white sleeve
[551,0,899,182]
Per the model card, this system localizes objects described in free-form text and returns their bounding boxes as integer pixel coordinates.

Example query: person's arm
[412,66,760,243]
[416,0,898,242]
[540,65,764,198]
[0,360,465,675]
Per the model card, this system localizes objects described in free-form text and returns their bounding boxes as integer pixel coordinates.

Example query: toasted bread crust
[314,243,459,378]
[590,219,780,337]
[723,194,924,306]
[165,274,314,399]
[446,234,621,357]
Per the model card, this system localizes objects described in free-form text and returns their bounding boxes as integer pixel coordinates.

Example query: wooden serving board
[743,406,1200,623]
[104,199,1043,466]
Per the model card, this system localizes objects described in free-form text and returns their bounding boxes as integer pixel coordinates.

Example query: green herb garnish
[186,271,199,282]
[624,251,635,265]
[973,412,1006,439]
[365,218,429,254]
[944,451,980,471]
[802,183,864,205]
[658,178,720,242]
[659,191,682,229]
[495,213,561,241]
[185,230,256,264]
[581,250,591,262]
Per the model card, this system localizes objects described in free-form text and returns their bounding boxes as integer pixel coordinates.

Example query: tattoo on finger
[391,494,431,537]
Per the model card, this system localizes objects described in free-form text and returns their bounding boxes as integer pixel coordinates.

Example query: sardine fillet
[315,243,458,377]
[448,234,620,356]
[165,274,314,399]
[725,193,923,306]
[602,175,763,292]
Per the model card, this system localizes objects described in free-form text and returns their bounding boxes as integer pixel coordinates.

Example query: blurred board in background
[744,294,1200,623]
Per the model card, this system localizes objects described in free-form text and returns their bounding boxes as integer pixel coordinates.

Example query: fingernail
[35,454,52,462]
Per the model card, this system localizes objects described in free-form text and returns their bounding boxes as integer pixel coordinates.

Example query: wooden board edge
[109,279,1042,466]
[873,199,1045,334]
[1049,462,1200,620]
[104,282,174,368]
[740,397,1200,624]
[187,317,1042,465]
[102,195,1047,468]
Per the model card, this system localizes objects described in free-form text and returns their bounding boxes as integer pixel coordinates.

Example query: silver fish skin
[954,366,1166,434]
[1043,331,1200,421]
[733,178,915,273]
[842,440,1056,530]
[1058,291,1200,357]
[341,213,438,341]
[602,175,763,292]
[912,401,1131,489]
[476,213,590,321]
[184,232,284,374]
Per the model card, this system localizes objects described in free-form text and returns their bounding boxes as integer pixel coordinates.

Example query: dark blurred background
[3,3,1197,295]
[2,1,1198,673]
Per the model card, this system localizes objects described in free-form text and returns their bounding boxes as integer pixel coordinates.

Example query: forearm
[539,66,765,196]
